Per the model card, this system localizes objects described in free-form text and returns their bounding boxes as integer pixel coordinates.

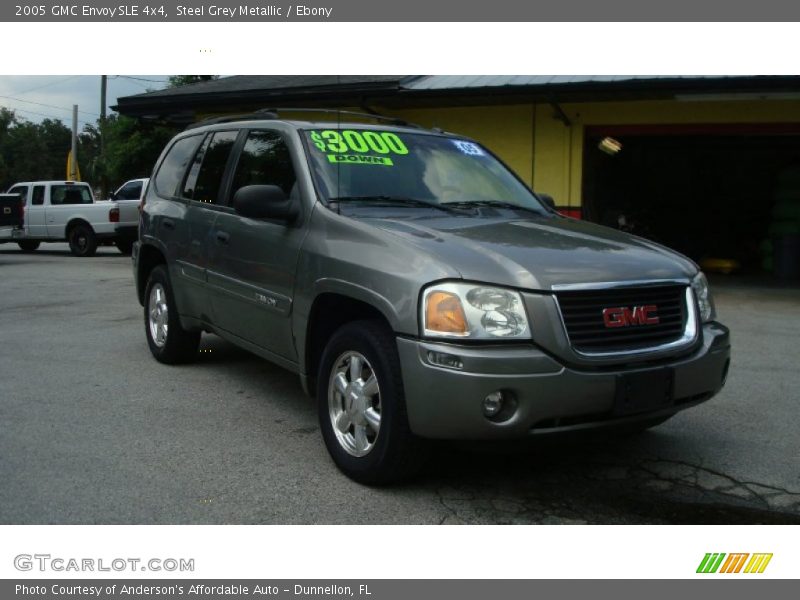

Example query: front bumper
[397,322,730,439]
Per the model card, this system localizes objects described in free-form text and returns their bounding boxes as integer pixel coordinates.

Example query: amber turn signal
[425,291,468,335]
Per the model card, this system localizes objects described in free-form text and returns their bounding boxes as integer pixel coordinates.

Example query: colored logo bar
[697,553,773,574]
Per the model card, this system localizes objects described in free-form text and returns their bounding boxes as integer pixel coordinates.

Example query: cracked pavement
[1,246,799,524]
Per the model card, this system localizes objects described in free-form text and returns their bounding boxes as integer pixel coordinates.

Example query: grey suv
[133,110,730,483]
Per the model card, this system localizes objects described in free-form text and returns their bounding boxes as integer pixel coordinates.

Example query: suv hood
[360,213,697,290]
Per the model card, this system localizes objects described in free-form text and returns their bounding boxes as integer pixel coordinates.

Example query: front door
[206,129,305,362]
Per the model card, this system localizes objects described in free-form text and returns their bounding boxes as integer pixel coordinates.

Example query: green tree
[0,108,17,186]
[167,75,219,88]
[102,114,178,188]
[0,116,71,189]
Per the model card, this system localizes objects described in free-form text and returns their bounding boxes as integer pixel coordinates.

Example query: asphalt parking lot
[1,244,799,524]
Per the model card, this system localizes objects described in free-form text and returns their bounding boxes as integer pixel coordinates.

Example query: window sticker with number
[307,130,409,167]
[452,140,485,156]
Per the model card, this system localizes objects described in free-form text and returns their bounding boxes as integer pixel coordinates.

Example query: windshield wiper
[443,200,545,215]
[328,195,457,214]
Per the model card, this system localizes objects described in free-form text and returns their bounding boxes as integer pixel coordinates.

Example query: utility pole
[70,105,78,181]
[100,75,108,197]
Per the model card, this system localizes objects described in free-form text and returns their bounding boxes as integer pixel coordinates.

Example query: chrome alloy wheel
[328,351,382,457]
[148,283,169,348]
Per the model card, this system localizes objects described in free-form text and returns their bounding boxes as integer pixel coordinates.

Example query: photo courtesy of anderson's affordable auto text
[0,0,799,593]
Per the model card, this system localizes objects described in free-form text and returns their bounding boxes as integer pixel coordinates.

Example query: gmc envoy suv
[133,110,731,483]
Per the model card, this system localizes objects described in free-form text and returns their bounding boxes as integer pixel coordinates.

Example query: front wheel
[143,265,200,364]
[317,320,428,484]
[67,224,97,257]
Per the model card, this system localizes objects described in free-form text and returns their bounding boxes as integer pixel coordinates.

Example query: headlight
[422,282,530,339]
[691,271,715,323]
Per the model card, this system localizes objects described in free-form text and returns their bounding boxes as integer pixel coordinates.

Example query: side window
[117,181,142,200]
[229,131,298,202]
[32,186,45,205]
[182,130,238,204]
[8,186,28,203]
[153,135,203,198]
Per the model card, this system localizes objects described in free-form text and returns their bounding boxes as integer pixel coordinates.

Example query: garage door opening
[582,125,800,275]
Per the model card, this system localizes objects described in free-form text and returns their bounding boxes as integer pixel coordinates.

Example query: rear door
[161,130,240,321]
[27,185,47,236]
[206,128,305,361]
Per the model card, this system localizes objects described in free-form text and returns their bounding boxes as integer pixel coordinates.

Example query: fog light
[483,391,504,417]
[427,351,464,370]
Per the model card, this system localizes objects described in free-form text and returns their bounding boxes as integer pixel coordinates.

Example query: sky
[0,75,173,130]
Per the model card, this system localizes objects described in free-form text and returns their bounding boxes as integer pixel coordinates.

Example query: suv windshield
[302,128,548,214]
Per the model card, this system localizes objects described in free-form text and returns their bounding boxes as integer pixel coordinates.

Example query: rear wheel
[17,241,40,252]
[317,319,428,484]
[67,224,97,257]
[144,265,200,364]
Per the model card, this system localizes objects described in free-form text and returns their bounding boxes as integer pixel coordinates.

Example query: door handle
[162,218,175,230]
[215,231,230,245]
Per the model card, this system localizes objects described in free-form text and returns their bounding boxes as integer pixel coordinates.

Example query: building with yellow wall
[116,75,800,272]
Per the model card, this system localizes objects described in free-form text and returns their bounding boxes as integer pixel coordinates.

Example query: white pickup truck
[0,180,139,256]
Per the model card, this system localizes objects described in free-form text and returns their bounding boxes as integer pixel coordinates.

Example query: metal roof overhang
[114,76,800,123]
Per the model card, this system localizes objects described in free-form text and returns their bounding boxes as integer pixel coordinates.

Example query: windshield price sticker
[328,155,394,166]
[452,140,485,156]
[309,130,408,166]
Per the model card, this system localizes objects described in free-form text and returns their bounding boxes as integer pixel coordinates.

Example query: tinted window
[8,186,28,202]
[154,135,203,198]
[32,186,45,205]
[182,130,238,204]
[51,185,92,205]
[229,131,298,201]
[117,181,142,200]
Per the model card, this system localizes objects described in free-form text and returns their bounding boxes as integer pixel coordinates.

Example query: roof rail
[183,110,278,130]
[263,108,424,128]
[184,108,423,131]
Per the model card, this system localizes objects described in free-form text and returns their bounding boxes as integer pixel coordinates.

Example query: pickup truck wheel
[144,265,200,364]
[68,224,98,257]
[318,320,428,484]
[116,239,133,255]
[17,241,40,252]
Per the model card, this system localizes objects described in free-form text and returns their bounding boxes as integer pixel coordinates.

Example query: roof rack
[184,108,424,131]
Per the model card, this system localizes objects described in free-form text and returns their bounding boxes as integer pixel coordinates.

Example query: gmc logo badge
[602,305,660,328]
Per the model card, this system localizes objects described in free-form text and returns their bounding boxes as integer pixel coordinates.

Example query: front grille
[555,284,689,354]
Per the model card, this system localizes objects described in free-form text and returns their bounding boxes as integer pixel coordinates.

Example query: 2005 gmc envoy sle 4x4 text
[132,109,731,483]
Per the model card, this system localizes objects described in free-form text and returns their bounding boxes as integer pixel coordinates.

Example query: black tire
[67,224,98,257]
[143,264,200,364]
[17,241,40,252]
[317,319,428,484]
[116,239,134,255]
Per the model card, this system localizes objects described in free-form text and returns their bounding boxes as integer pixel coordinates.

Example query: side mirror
[109,191,117,200]
[538,193,556,210]
[233,185,298,222]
